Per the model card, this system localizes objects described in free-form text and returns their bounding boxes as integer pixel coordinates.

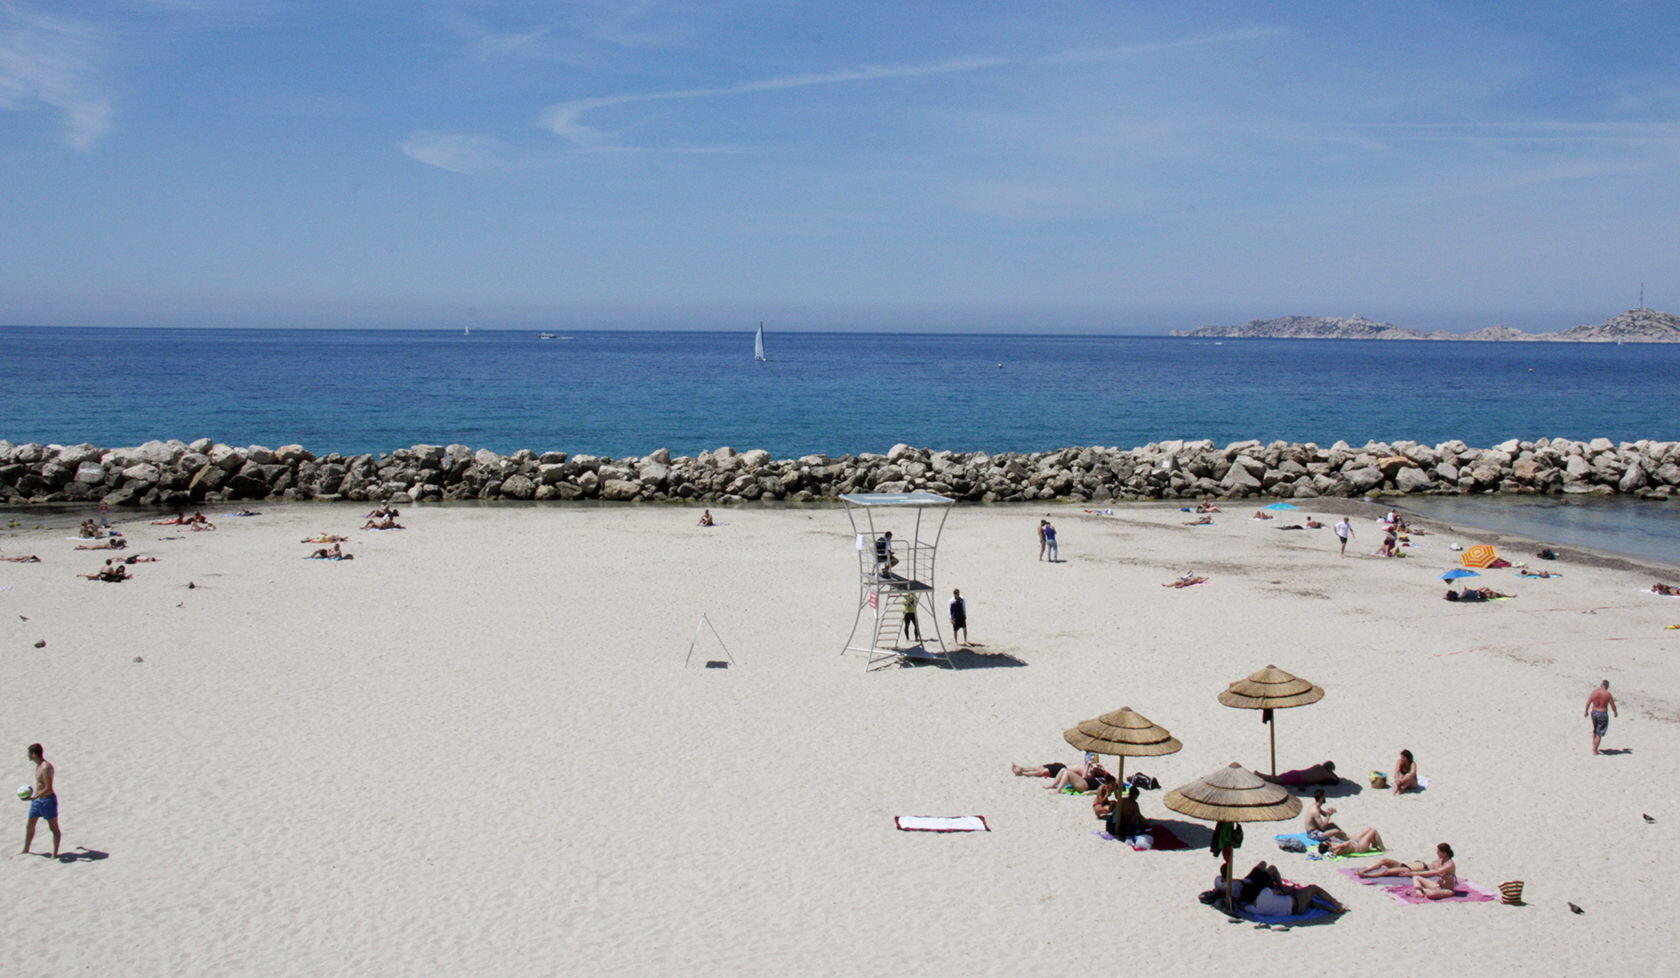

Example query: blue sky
[1,1,1677,331]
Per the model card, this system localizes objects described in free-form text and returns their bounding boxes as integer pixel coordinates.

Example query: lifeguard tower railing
[840,492,955,670]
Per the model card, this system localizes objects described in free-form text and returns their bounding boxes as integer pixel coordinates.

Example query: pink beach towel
[1382,882,1496,905]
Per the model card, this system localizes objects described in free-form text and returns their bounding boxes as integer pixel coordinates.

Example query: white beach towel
[895,815,989,833]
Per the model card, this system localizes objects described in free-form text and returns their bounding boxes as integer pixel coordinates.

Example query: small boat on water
[754,322,768,363]
[538,332,557,340]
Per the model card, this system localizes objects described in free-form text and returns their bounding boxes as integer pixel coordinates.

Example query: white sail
[754,323,767,362]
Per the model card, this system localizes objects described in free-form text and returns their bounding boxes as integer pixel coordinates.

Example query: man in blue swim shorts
[21,742,61,859]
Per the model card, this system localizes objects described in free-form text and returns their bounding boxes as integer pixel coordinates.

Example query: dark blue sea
[4,326,1677,457]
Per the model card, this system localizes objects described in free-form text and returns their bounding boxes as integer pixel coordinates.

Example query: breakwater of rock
[1,437,1676,507]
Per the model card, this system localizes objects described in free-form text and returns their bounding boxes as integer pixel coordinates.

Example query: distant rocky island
[1171,307,1680,342]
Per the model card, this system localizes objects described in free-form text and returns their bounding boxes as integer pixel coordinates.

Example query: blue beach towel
[1225,897,1336,925]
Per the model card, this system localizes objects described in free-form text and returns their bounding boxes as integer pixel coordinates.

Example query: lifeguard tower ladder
[841,492,956,670]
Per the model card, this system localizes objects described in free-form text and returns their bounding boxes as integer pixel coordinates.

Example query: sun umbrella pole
[1269,720,1277,778]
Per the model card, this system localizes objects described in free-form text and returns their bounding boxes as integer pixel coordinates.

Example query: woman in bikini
[1358,843,1456,898]
[1322,826,1386,856]
[1391,750,1418,794]
[1010,758,1111,792]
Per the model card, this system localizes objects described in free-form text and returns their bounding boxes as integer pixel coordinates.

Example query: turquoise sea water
[3,326,1677,457]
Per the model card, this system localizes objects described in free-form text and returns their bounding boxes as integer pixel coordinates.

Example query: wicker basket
[1498,880,1525,905]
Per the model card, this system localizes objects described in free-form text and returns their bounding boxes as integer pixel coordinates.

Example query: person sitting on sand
[365,505,399,519]
[1303,790,1344,840]
[307,544,353,560]
[1652,582,1680,596]
[78,560,130,582]
[362,517,404,530]
[302,534,349,544]
[1377,526,1399,557]
[1259,760,1338,788]
[1321,826,1386,856]
[74,536,127,551]
[698,509,715,527]
[77,520,102,538]
[1229,861,1349,915]
[1096,783,1147,838]
[1358,843,1457,899]
[1390,750,1418,794]
[1251,510,1274,521]
[1182,515,1213,526]
[1304,517,1324,529]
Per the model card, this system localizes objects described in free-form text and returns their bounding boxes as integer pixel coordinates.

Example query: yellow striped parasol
[1461,544,1499,569]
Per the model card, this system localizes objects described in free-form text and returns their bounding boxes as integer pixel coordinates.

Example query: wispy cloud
[538,29,1283,148]
[398,131,513,174]
[0,2,112,150]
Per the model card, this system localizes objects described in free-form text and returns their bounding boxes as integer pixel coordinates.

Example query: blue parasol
[1440,569,1480,581]
[1261,502,1299,511]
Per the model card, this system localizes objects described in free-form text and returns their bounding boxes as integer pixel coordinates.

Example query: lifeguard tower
[840,492,956,670]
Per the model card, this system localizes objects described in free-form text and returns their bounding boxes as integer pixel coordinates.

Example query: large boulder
[1394,467,1433,492]
[121,463,162,484]
[1219,464,1261,492]
[601,479,641,500]
[74,462,106,484]
[1342,466,1384,492]
[500,474,536,499]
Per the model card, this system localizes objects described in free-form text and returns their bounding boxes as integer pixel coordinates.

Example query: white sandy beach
[2,500,1677,976]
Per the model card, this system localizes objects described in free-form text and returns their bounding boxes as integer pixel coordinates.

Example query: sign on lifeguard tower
[840,492,955,670]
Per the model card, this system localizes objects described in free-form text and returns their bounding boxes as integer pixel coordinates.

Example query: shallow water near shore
[1397,494,1680,569]
[4,325,1678,456]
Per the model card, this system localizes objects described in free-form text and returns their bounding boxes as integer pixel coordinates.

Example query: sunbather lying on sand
[1445,587,1511,602]
[1358,843,1457,899]
[1163,573,1208,588]
[1652,582,1680,596]
[1182,516,1213,526]
[362,518,404,530]
[1277,524,1304,530]
[232,509,261,516]
[1226,861,1349,915]
[1251,510,1274,520]
[1304,517,1324,529]
[365,505,400,519]
[1260,760,1338,787]
[306,544,353,560]
[1321,827,1386,856]
[1010,760,1112,792]
[1195,501,1221,513]
[74,537,127,550]
[121,554,159,564]
[301,534,349,544]
[1,553,42,562]
[78,560,130,582]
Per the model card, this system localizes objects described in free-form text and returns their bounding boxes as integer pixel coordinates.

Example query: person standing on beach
[20,743,60,859]
[949,589,968,645]
[1041,520,1059,562]
[1585,681,1618,755]
[1334,517,1353,557]
[1037,521,1048,561]
[900,593,922,642]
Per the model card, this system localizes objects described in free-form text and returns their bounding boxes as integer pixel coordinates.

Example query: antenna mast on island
[1639,282,1644,308]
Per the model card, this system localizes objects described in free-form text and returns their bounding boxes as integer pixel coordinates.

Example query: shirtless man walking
[20,743,60,859]
[1585,680,1618,755]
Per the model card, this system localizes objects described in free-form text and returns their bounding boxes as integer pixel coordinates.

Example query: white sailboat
[753,322,768,362]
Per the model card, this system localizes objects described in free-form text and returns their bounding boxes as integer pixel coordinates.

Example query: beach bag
[1277,837,1307,853]
[1499,880,1525,905]
[1537,549,1557,561]
[1127,773,1160,791]
[1369,771,1389,789]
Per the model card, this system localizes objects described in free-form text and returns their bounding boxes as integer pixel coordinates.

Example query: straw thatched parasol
[1217,665,1324,776]
[1062,706,1181,787]
[1165,762,1303,902]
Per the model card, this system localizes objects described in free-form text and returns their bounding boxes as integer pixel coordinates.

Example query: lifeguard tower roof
[838,492,954,507]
